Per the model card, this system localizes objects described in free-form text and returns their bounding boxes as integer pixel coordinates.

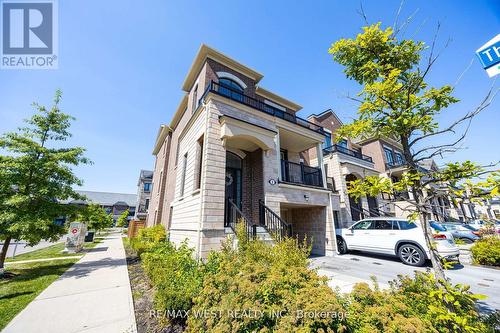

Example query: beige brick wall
[289,207,327,255]
[147,134,171,227]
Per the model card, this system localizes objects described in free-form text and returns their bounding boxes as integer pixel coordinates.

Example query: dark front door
[346,174,362,221]
[349,195,362,221]
[225,152,243,226]
[367,196,379,216]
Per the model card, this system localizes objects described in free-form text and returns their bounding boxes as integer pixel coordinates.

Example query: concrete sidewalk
[4,230,137,333]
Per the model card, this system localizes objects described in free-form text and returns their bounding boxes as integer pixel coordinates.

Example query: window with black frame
[384,147,395,166]
[395,151,404,165]
[218,78,244,102]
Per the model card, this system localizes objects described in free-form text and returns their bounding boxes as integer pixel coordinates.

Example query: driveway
[310,252,499,313]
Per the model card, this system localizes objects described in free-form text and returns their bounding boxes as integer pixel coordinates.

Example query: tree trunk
[412,188,447,280]
[401,136,446,280]
[0,236,12,275]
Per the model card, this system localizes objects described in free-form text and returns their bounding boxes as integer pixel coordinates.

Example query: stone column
[275,129,281,181]
[316,142,327,189]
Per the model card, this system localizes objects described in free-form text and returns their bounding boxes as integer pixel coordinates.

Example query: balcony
[386,161,406,169]
[323,144,373,163]
[200,81,325,135]
[281,160,323,188]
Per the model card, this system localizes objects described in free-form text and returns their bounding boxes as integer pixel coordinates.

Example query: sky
[0,0,499,194]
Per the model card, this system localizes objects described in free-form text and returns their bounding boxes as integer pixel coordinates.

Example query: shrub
[346,271,491,333]
[471,236,500,266]
[186,234,348,332]
[142,241,204,325]
[129,225,166,256]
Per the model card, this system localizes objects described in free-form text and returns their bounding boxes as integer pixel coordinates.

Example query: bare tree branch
[357,1,369,25]
[409,83,499,147]
[453,57,475,88]
[395,8,420,38]
[393,0,405,32]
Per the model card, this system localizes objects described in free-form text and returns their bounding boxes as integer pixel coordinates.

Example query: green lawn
[0,258,79,330]
[7,239,102,262]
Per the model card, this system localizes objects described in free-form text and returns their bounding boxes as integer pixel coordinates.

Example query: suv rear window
[398,221,417,230]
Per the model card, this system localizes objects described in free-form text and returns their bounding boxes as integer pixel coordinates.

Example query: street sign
[71,228,78,234]
[476,33,500,78]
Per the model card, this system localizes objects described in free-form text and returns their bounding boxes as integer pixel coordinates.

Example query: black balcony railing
[326,176,336,192]
[323,144,373,163]
[386,160,406,169]
[281,160,323,187]
[200,81,325,134]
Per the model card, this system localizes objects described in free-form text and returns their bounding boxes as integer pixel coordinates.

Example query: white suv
[336,218,460,266]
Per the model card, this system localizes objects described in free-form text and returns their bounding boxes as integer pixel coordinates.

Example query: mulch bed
[123,243,184,333]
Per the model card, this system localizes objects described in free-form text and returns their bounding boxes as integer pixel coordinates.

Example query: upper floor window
[218,78,244,102]
[384,147,394,165]
[338,139,348,149]
[180,153,188,197]
[395,151,404,165]
[322,131,332,149]
[193,135,204,191]
[219,78,243,91]
[143,182,152,192]
[192,84,198,112]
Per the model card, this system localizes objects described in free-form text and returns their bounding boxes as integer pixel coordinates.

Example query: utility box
[84,231,95,242]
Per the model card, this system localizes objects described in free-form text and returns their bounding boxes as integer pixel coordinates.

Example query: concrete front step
[225,225,275,246]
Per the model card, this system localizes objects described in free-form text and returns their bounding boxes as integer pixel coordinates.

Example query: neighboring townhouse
[147,45,338,259]
[134,170,153,221]
[489,197,500,219]
[359,138,456,222]
[306,110,380,227]
[307,110,461,226]
[62,190,137,223]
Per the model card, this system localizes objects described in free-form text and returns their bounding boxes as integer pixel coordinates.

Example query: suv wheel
[337,237,348,254]
[460,237,473,244]
[398,244,425,266]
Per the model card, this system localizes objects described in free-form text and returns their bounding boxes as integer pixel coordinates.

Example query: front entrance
[225,152,243,226]
[346,174,363,221]
[367,196,379,216]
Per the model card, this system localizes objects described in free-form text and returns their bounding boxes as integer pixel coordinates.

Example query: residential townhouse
[147,45,480,260]
[147,45,338,259]
[134,170,153,221]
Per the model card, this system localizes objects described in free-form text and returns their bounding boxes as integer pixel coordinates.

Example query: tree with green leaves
[75,204,113,232]
[329,22,499,279]
[116,209,129,228]
[0,90,90,274]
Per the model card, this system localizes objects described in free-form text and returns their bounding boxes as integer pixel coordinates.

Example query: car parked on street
[336,218,460,267]
[467,219,500,234]
[441,223,480,244]
[430,221,455,241]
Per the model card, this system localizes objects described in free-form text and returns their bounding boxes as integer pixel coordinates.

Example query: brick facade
[242,149,264,222]
[149,45,338,259]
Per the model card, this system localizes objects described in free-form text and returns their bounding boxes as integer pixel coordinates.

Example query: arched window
[218,78,244,102]
[219,78,243,91]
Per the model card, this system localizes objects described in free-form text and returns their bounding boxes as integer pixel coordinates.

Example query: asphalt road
[310,252,499,313]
